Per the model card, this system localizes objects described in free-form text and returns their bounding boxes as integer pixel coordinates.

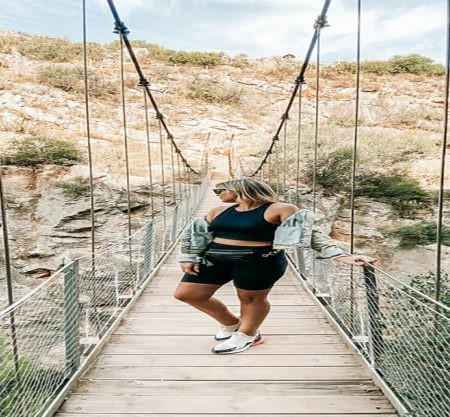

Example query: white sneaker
[214,318,241,341]
[212,330,263,354]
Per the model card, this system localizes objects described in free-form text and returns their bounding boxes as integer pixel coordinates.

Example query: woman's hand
[180,262,200,276]
[334,255,377,266]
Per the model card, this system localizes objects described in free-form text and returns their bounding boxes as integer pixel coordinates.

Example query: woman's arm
[275,202,377,266]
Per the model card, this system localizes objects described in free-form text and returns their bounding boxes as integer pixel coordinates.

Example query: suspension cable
[248,0,331,177]
[283,117,288,201]
[119,34,132,238]
[169,139,177,204]
[82,0,96,256]
[295,83,304,206]
[436,0,450,304]
[106,0,198,174]
[350,0,362,255]
[312,28,321,213]
[143,87,156,218]
[157,118,167,237]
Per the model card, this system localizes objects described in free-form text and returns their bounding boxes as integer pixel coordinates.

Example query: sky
[0,0,447,63]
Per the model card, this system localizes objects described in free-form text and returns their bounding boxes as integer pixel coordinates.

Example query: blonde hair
[216,179,278,203]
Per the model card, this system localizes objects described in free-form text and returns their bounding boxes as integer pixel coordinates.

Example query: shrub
[17,35,83,62]
[109,40,224,66]
[331,54,445,76]
[390,222,450,249]
[356,174,432,216]
[186,78,242,104]
[55,177,91,197]
[389,54,445,75]
[37,66,116,97]
[307,147,355,194]
[3,137,83,166]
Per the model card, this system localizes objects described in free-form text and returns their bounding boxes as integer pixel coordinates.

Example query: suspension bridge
[1,1,449,417]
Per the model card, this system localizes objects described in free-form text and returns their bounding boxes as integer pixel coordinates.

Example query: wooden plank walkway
[56,182,398,417]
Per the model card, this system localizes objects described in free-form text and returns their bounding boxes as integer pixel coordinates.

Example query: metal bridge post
[363,264,384,366]
[171,205,179,244]
[142,221,154,280]
[64,260,81,377]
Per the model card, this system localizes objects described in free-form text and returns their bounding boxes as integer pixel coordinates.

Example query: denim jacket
[178,209,347,264]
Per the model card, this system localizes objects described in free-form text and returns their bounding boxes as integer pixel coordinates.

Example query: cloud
[191,0,446,61]
[93,0,180,18]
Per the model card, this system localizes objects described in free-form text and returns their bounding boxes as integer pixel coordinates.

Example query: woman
[174,179,375,354]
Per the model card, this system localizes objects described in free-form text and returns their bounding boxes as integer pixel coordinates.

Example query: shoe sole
[212,335,265,354]
[214,334,233,341]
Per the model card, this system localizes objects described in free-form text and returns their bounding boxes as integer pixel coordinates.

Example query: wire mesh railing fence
[0,171,209,417]
[287,246,450,417]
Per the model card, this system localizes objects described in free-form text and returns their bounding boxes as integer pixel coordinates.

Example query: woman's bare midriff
[212,237,272,246]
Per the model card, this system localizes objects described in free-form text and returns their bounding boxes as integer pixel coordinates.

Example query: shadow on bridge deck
[55,183,398,417]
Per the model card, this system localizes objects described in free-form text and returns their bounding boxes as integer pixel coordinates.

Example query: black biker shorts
[181,242,288,290]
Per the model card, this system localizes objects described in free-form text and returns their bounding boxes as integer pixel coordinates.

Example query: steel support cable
[436,0,450,304]
[143,88,156,218]
[350,0,362,256]
[82,0,100,329]
[0,164,20,375]
[248,0,331,177]
[275,139,281,195]
[348,0,362,334]
[283,118,288,201]
[106,0,198,174]
[119,35,133,239]
[82,0,96,257]
[295,83,304,206]
[312,28,321,213]
[157,119,167,244]
[176,151,183,201]
[169,140,177,204]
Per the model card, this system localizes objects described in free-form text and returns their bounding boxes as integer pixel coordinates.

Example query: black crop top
[207,202,279,241]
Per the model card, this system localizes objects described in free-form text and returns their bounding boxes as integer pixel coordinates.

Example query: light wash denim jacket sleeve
[178,209,347,264]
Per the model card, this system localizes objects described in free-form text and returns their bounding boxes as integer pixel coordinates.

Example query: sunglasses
[212,188,227,195]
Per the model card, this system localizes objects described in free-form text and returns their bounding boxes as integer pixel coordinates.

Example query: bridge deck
[56,184,398,417]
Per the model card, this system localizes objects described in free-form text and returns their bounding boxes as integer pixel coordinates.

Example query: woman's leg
[236,288,272,335]
[173,282,240,325]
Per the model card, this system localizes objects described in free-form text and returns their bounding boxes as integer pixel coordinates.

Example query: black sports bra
[207,203,279,241]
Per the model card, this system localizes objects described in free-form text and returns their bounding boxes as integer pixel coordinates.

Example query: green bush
[55,177,91,197]
[356,174,432,216]
[37,66,116,97]
[3,137,82,166]
[312,147,355,194]
[108,40,224,66]
[186,78,242,104]
[390,222,450,249]
[332,54,445,76]
[389,54,445,75]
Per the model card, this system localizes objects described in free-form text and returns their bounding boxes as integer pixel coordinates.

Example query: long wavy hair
[216,179,278,203]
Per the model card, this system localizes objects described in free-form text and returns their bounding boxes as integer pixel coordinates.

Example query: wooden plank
[85,366,371,381]
[55,411,398,417]
[137,299,316,306]
[102,343,352,355]
[73,380,381,396]
[110,334,343,344]
[127,311,327,319]
[94,354,359,367]
[114,326,337,335]
[59,395,394,414]
[130,305,323,313]
[121,318,331,325]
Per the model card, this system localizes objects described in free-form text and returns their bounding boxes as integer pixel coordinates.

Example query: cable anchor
[113,21,130,35]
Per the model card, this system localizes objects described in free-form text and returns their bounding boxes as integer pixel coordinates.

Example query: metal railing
[0,172,209,417]
[287,247,450,417]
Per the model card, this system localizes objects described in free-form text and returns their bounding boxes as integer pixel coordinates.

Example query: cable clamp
[156,112,164,120]
[295,75,306,85]
[139,77,150,87]
[281,112,289,121]
[113,21,130,35]
[167,134,174,141]
[314,14,329,29]
[272,135,279,141]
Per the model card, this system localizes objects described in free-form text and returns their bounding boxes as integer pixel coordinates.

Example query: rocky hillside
[0,31,449,305]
